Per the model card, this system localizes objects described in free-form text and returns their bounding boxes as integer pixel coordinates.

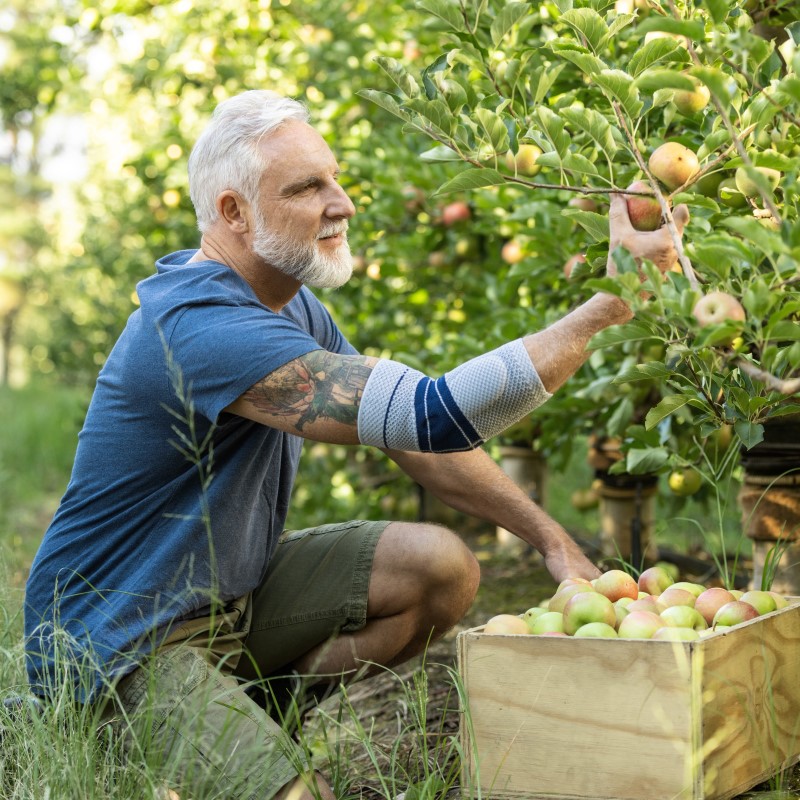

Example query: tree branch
[735,358,800,395]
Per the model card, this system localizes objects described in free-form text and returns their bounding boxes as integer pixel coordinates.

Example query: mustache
[317,221,349,240]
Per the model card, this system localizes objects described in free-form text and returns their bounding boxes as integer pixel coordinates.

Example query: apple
[568,196,598,212]
[427,251,447,268]
[673,81,711,115]
[563,253,586,279]
[573,622,618,638]
[739,590,778,615]
[658,587,697,608]
[627,596,664,615]
[505,143,542,177]
[556,577,593,593]
[712,600,760,627]
[523,606,548,631]
[402,184,426,212]
[667,467,703,497]
[562,592,616,636]
[768,592,789,610]
[593,569,639,603]
[530,611,565,635]
[501,240,525,265]
[653,626,701,641]
[692,291,746,330]
[734,166,781,199]
[441,202,471,226]
[638,565,675,595]
[718,177,748,209]
[695,588,737,625]
[484,614,530,635]
[671,581,705,599]
[614,601,631,628]
[648,142,700,190]
[729,589,744,600]
[693,170,725,198]
[625,180,662,232]
[660,605,708,631]
[617,610,664,639]
[548,583,595,613]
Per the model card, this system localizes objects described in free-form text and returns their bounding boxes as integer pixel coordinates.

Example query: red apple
[658,587,696,608]
[568,196,599,212]
[441,202,471,226]
[563,253,586,279]
[712,600,760,627]
[594,569,639,603]
[648,142,700,190]
[638,565,675,595]
[556,577,593,593]
[627,596,665,615]
[562,592,616,635]
[501,240,525,265]
[625,180,662,232]
[617,610,663,639]
[695,587,737,625]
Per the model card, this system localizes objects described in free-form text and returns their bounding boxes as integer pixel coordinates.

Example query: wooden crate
[457,603,800,800]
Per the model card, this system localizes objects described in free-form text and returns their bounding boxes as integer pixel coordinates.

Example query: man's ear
[216,190,251,234]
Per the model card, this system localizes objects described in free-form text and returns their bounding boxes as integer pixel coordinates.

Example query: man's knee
[374,521,480,621]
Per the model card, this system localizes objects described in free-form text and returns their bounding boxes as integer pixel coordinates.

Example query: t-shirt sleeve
[165,302,326,423]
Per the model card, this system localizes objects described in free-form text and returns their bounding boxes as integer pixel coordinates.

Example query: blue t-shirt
[24,250,356,699]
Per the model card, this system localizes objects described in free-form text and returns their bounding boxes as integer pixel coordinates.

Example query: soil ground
[304,525,800,800]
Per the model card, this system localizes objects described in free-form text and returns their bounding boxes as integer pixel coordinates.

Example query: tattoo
[243,351,374,430]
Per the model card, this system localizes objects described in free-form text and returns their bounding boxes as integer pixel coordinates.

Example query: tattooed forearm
[242,351,375,430]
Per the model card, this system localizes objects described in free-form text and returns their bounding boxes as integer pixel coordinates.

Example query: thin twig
[612,101,700,288]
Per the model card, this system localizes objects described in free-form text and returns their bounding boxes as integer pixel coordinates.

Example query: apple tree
[360,0,800,505]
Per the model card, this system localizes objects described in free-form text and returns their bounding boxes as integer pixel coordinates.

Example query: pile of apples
[483,566,795,641]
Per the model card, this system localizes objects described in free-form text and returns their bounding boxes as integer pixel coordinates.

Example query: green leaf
[561,208,609,241]
[416,0,467,32]
[594,69,643,118]
[735,420,764,450]
[357,90,412,122]
[645,395,690,429]
[532,62,567,103]
[550,46,607,76]
[724,151,795,171]
[702,0,732,23]
[766,321,800,342]
[374,57,421,98]
[613,362,672,383]
[404,97,454,136]
[491,2,530,46]
[434,167,506,195]
[560,8,609,52]
[590,321,658,349]
[627,38,687,78]
[534,106,570,156]
[720,216,786,256]
[419,145,463,162]
[474,108,510,153]
[560,107,617,157]
[626,446,669,474]
[634,69,697,93]
[636,17,705,41]
[606,12,636,40]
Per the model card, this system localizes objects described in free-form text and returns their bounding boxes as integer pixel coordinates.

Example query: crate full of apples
[457,567,800,800]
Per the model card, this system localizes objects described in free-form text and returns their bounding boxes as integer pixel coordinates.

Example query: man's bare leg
[292,521,480,681]
[274,771,336,800]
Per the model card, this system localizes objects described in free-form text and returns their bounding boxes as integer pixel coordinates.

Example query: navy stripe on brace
[414,375,482,452]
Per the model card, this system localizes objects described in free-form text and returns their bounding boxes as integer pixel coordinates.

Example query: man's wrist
[593,292,634,325]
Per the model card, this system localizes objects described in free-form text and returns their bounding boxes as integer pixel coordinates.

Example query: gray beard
[252,216,353,289]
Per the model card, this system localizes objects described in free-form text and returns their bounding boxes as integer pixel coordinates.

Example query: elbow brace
[356,339,551,453]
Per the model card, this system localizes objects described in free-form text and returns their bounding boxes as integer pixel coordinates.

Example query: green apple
[653,626,701,641]
[734,166,780,199]
[768,591,789,610]
[667,468,702,497]
[523,606,548,631]
[531,611,565,635]
[617,610,663,639]
[562,592,616,636]
[659,605,707,631]
[638,565,675,595]
[673,80,710,115]
[739,590,778,615]
[671,581,705,599]
[484,614,530,635]
[573,622,618,638]
[505,143,542,177]
[718,178,748,209]
[648,142,700,190]
[658,587,697,608]
[548,583,595,613]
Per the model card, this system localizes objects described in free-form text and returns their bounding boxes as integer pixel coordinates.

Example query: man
[24,90,688,799]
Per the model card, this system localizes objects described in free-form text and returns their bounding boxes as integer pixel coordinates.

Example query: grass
[0,379,791,799]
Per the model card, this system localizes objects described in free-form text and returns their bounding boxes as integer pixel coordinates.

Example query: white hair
[188,90,310,232]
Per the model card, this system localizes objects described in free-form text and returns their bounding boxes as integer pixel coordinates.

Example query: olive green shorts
[106,519,389,800]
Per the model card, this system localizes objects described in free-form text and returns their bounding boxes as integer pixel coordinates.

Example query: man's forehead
[258,120,337,172]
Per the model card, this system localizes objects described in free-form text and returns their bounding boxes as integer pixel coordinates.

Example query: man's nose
[327,183,356,219]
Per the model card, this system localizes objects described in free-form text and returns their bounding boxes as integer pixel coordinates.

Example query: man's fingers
[671,203,690,234]
[607,193,634,234]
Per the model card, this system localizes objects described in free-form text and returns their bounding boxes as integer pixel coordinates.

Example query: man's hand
[541,528,602,585]
[606,193,690,276]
